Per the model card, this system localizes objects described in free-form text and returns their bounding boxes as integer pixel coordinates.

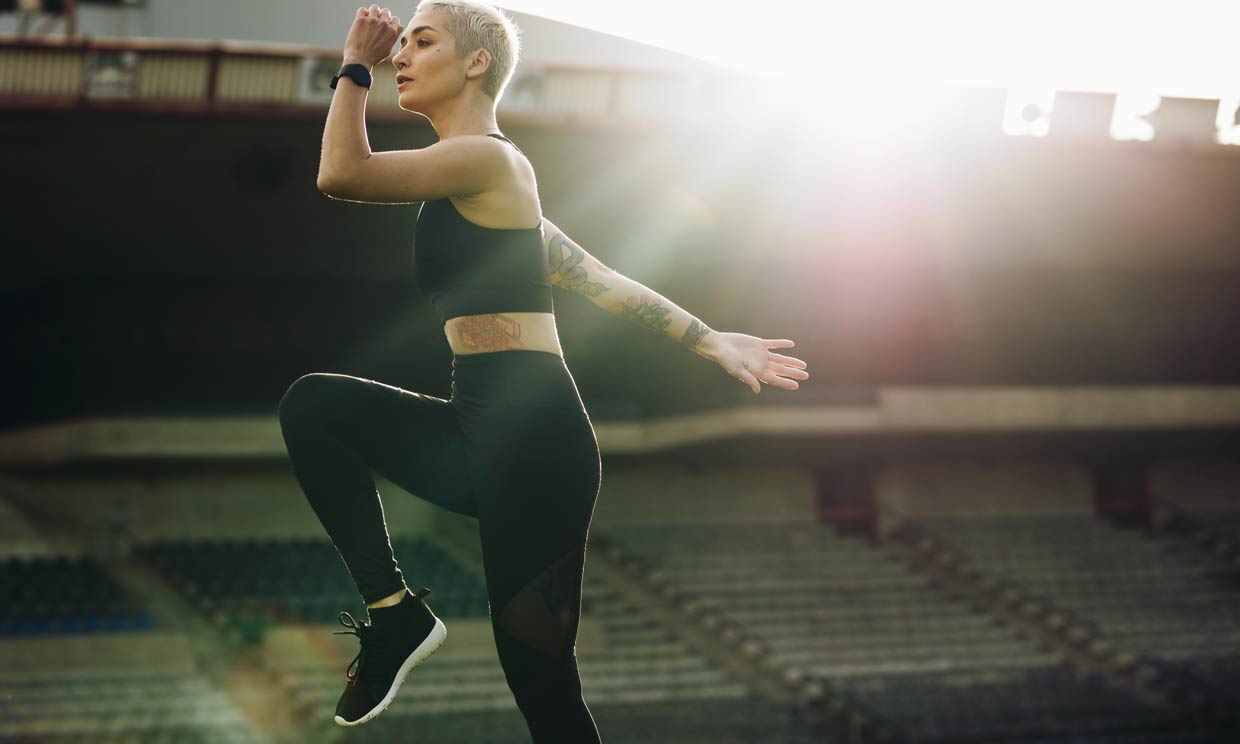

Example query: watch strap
[330,63,372,90]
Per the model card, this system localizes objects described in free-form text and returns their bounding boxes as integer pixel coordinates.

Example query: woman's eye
[418,39,429,47]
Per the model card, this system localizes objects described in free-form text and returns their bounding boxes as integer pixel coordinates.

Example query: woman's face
[391,8,464,112]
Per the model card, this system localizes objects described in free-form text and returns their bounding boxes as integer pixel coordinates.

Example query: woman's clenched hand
[342,5,403,69]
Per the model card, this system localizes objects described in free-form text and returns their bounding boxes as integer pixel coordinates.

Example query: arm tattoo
[681,318,711,351]
[619,294,673,332]
[544,226,714,353]
[620,296,714,352]
[547,233,611,298]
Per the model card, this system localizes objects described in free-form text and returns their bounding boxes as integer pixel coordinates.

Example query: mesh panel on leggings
[497,545,585,659]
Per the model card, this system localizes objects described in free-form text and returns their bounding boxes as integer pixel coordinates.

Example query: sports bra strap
[487,132,523,154]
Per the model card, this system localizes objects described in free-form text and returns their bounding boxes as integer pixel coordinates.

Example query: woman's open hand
[704,331,808,394]
[343,5,403,69]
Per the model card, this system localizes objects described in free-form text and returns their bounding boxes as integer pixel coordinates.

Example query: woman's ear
[467,48,492,80]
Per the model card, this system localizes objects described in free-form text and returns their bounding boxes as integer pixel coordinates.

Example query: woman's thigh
[281,372,479,519]
[471,402,601,623]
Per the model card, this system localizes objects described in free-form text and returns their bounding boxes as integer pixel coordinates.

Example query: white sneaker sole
[334,616,447,727]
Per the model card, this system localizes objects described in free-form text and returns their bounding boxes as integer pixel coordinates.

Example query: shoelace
[331,588,434,683]
[332,611,370,681]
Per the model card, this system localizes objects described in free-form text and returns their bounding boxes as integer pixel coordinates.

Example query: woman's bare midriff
[445,312,563,357]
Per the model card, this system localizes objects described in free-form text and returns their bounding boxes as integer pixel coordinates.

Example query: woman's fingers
[754,361,807,388]
[775,379,799,390]
[768,352,807,368]
[771,366,808,381]
[358,5,399,32]
[761,351,808,376]
[763,340,806,379]
[755,369,798,390]
[775,360,809,376]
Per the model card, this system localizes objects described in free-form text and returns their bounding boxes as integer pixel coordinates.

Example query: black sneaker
[331,586,447,726]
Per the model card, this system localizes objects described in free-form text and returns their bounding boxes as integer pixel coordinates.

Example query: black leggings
[277,349,602,743]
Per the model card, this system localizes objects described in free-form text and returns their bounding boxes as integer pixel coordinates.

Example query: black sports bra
[412,133,553,324]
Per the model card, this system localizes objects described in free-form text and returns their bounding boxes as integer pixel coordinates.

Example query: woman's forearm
[596,270,719,359]
[543,219,719,359]
[317,57,373,187]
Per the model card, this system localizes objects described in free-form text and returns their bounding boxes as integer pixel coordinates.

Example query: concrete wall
[876,458,1096,523]
[4,456,1238,557]
[0,466,442,545]
[585,460,817,527]
[0,459,818,553]
[1148,459,1240,513]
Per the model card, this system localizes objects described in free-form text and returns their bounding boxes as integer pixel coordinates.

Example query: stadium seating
[5,514,1235,742]
[134,536,489,641]
[133,533,819,742]
[599,519,1216,744]
[0,632,265,744]
[0,554,152,637]
[916,514,1240,714]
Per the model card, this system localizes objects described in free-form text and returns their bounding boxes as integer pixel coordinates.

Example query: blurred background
[2,1,1239,743]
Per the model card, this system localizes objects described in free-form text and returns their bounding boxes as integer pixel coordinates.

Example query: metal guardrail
[5,34,1238,150]
[0,33,737,125]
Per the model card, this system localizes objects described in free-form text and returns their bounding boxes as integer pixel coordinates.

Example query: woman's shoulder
[449,149,541,229]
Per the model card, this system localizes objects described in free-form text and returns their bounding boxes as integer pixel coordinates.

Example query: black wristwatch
[330,63,372,90]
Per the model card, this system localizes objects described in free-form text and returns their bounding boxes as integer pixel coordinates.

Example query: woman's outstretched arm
[542,218,718,358]
[542,218,808,394]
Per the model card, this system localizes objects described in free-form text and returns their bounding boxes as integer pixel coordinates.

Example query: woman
[278,1,809,740]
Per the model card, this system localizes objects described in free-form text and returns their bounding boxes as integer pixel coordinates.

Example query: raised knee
[277,372,334,425]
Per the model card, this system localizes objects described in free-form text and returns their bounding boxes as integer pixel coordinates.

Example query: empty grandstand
[3,1,1240,742]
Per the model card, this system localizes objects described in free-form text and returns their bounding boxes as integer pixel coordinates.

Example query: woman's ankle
[367,587,409,609]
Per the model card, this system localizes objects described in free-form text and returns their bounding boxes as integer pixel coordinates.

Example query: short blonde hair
[414,0,522,100]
